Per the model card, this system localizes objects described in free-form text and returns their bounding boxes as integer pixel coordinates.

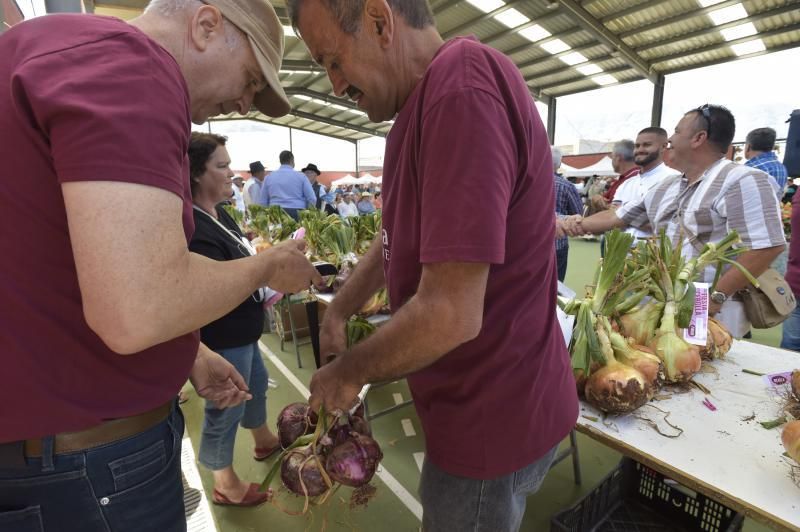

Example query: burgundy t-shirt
[786,193,800,297]
[382,37,579,479]
[0,15,198,441]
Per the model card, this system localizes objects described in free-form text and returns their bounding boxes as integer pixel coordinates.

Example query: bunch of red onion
[263,402,383,502]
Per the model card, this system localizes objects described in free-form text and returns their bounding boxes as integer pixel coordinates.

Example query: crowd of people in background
[225,150,382,220]
[554,109,791,342]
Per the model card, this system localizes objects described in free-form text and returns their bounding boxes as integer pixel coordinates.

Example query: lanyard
[192,205,257,257]
[193,205,264,302]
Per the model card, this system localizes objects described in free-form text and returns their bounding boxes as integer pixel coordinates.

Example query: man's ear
[364,0,394,47]
[189,5,225,52]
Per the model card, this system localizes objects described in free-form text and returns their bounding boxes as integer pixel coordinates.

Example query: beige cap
[204,0,291,117]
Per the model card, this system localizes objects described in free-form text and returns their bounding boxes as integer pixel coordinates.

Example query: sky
[15,0,800,171]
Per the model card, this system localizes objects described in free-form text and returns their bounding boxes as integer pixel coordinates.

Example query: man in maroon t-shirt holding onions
[288,1,579,530]
[0,0,321,528]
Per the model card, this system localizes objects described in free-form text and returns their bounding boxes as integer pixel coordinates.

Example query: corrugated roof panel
[584,0,651,19]
[435,2,492,36]
[639,32,724,61]
[604,0,702,35]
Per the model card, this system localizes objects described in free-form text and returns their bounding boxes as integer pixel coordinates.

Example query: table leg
[306,300,321,369]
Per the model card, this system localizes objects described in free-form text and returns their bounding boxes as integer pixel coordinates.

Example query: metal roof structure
[82,0,800,142]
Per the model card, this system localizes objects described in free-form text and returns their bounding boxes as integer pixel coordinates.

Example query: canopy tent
[331,174,359,186]
[357,173,382,185]
[562,157,618,178]
[559,162,579,175]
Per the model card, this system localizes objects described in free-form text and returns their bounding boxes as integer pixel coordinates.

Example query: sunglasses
[697,103,712,140]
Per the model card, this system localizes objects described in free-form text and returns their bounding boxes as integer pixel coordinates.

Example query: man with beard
[612,127,678,241]
[563,105,784,338]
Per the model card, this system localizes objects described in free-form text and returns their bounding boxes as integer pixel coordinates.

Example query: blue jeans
[419,445,558,532]
[555,247,569,282]
[0,404,185,532]
[780,303,800,351]
[198,342,268,470]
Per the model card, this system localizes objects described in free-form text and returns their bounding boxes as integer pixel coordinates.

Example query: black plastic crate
[551,458,744,532]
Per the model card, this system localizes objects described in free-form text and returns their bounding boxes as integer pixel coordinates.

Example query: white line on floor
[413,452,425,473]
[181,435,218,532]
[401,418,417,437]
[393,392,404,405]
[259,341,423,522]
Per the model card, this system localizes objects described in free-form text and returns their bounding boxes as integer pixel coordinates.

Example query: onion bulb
[584,326,652,414]
[280,446,329,496]
[618,300,663,346]
[650,302,701,383]
[699,318,733,360]
[792,370,800,401]
[781,420,800,464]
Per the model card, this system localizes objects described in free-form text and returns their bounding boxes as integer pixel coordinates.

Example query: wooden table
[576,340,800,531]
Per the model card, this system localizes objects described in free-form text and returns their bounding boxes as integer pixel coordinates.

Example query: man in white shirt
[337,192,359,218]
[244,161,266,206]
[231,175,245,213]
[612,127,679,240]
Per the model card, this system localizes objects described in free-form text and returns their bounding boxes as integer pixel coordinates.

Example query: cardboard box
[272,300,326,342]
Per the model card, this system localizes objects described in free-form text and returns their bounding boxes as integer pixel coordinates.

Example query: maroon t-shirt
[381,37,578,479]
[786,193,800,297]
[0,15,198,441]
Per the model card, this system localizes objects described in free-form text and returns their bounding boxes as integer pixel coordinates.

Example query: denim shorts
[419,445,558,532]
[198,342,268,471]
[0,404,186,532]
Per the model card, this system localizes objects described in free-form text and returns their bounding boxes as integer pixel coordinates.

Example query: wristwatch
[710,291,728,305]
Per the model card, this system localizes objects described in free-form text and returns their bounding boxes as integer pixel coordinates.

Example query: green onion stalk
[646,229,756,382]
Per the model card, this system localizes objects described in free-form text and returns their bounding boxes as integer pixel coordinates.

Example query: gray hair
[287,0,435,34]
[145,0,243,51]
[550,146,562,173]
[612,139,635,162]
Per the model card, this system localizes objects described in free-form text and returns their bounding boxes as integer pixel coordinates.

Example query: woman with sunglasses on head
[188,132,280,507]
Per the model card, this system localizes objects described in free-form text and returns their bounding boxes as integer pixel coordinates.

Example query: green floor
[182,237,779,531]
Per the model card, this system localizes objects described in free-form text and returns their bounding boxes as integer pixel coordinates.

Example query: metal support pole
[651,74,665,128]
[547,97,557,145]
[45,0,83,13]
[355,139,360,177]
[288,127,293,153]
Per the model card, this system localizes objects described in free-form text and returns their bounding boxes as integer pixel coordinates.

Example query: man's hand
[563,215,586,237]
[308,355,363,414]
[262,240,323,293]
[320,317,348,365]
[190,346,252,409]
[709,300,722,317]
[555,216,567,239]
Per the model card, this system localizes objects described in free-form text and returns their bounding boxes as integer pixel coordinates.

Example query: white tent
[559,162,579,175]
[562,156,618,178]
[331,174,359,186]
[358,173,381,185]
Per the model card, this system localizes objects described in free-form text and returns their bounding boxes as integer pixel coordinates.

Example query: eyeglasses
[697,104,712,140]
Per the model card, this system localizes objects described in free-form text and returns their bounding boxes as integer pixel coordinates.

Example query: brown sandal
[212,483,270,507]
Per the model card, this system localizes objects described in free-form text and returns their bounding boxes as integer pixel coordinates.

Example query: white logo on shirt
[382,228,391,262]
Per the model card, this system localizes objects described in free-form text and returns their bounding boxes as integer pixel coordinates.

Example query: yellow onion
[584,326,653,414]
[782,420,800,464]
[573,362,600,397]
[610,334,663,388]
[699,318,733,360]
[584,363,652,414]
[650,302,701,383]
[792,370,800,401]
[618,300,663,346]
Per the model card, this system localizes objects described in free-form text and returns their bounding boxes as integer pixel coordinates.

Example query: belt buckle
[0,440,27,468]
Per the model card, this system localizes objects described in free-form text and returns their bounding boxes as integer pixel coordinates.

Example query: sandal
[253,443,281,461]
[212,483,270,507]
